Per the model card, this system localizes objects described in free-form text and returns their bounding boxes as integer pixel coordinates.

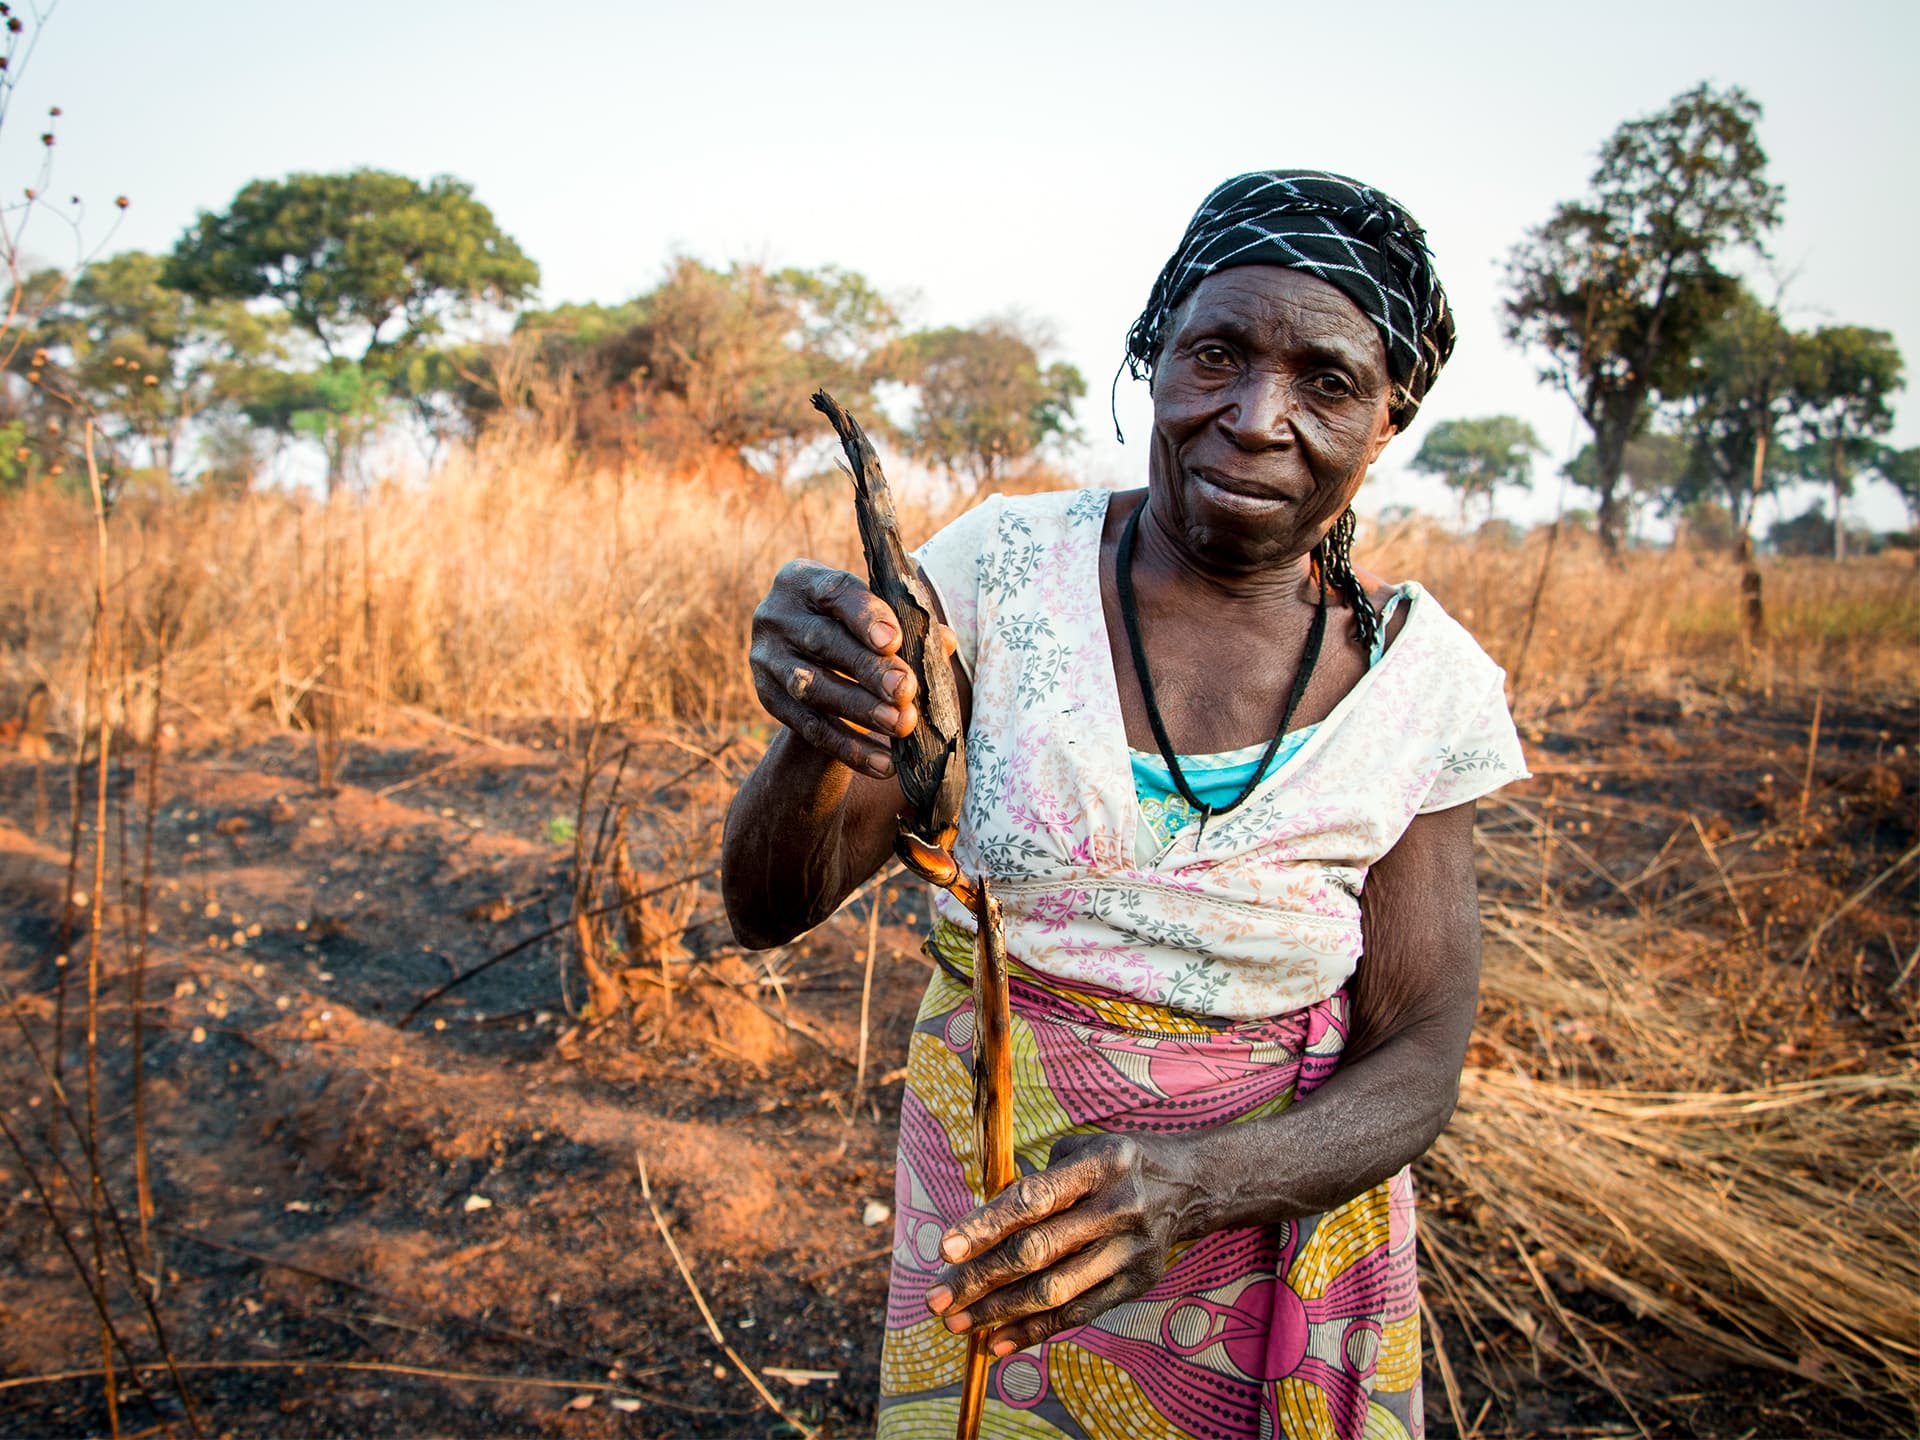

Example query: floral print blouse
[915,489,1528,1021]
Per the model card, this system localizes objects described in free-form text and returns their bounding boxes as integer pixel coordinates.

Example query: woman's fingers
[750,561,925,770]
[774,701,895,778]
[937,1139,1130,1268]
[926,1136,1183,1344]
[788,562,918,709]
[989,1272,1142,1357]
[942,1235,1133,1338]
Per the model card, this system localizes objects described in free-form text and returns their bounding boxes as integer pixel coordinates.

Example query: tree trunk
[1831,438,1848,562]
[1592,421,1630,558]
[1739,430,1768,666]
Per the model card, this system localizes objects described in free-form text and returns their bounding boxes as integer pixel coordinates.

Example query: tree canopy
[1663,285,1802,544]
[1563,432,1688,542]
[167,170,538,373]
[1783,325,1903,558]
[1503,82,1781,553]
[897,319,1084,493]
[464,259,905,478]
[24,251,286,480]
[1873,445,1920,527]
[1409,415,1543,523]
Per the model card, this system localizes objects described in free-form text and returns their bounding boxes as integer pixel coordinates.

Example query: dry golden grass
[1372,517,1920,712]
[2,433,1913,738]
[1428,883,1919,1416]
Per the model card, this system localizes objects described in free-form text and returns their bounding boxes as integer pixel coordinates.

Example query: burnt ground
[0,684,1913,1439]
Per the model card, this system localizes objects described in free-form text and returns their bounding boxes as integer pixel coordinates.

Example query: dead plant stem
[131,593,169,1268]
[83,417,121,1440]
[0,1108,178,1430]
[852,884,881,1113]
[635,1152,819,1439]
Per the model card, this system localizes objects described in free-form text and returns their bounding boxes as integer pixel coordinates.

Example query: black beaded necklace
[1115,500,1327,838]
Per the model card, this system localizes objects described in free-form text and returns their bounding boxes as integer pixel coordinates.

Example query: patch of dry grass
[3,440,1913,738]
[1372,517,1920,712]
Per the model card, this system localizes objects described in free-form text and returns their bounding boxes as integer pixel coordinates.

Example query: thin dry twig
[0,1358,663,1400]
[851,884,882,1113]
[634,1152,820,1440]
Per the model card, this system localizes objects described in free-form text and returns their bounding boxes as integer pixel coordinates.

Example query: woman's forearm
[721,728,901,950]
[1164,802,1483,1239]
[1159,1022,1465,1241]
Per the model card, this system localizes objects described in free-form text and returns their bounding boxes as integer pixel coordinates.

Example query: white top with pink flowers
[913,488,1529,1020]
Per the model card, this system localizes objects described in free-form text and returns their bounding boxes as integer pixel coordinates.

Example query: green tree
[1564,431,1688,542]
[26,251,286,479]
[1503,83,1781,554]
[1873,445,1920,528]
[167,169,534,373]
[897,319,1084,494]
[1783,325,1903,559]
[1666,287,1800,543]
[235,360,392,496]
[167,169,534,485]
[1408,415,1543,525]
[1767,503,1836,557]
[649,260,905,477]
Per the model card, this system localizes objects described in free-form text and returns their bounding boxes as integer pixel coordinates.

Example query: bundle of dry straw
[1425,837,1919,1423]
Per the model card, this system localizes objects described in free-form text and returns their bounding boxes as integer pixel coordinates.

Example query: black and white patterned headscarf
[1125,170,1455,429]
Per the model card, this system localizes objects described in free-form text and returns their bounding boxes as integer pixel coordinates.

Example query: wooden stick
[852,885,882,1112]
[956,877,1015,1439]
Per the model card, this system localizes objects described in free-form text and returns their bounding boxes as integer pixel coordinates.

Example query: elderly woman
[723,171,1527,1440]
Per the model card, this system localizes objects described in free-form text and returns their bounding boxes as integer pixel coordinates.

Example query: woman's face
[1147,265,1397,571]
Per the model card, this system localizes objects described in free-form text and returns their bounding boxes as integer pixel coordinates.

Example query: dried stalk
[397,867,717,1027]
[0,982,204,1434]
[635,1153,820,1439]
[955,878,1014,1436]
[131,596,170,1267]
[851,885,881,1112]
[82,417,120,1440]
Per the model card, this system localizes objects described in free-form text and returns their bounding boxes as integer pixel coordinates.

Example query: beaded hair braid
[1312,507,1377,655]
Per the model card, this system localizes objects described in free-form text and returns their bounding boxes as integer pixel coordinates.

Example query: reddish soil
[0,686,1912,1438]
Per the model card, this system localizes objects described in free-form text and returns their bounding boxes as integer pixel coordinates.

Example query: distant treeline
[5,83,1916,562]
[9,171,1085,499]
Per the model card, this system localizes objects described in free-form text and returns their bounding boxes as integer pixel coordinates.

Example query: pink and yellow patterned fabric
[914,489,1526,1021]
[878,923,1423,1440]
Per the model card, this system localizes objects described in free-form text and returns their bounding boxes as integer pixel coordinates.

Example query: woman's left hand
[924,1132,1201,1355]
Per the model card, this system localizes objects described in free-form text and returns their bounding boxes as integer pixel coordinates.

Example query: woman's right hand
[749,560,920,780]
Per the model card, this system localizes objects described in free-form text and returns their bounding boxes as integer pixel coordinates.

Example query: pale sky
[20,0,1920,530]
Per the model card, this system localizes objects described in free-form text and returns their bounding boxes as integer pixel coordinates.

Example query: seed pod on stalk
[810,390,966,846]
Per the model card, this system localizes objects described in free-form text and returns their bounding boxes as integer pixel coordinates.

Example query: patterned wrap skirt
[877,921,1424,1440]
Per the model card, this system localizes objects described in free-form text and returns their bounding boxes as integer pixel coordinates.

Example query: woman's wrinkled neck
[1128,489,1320,612]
